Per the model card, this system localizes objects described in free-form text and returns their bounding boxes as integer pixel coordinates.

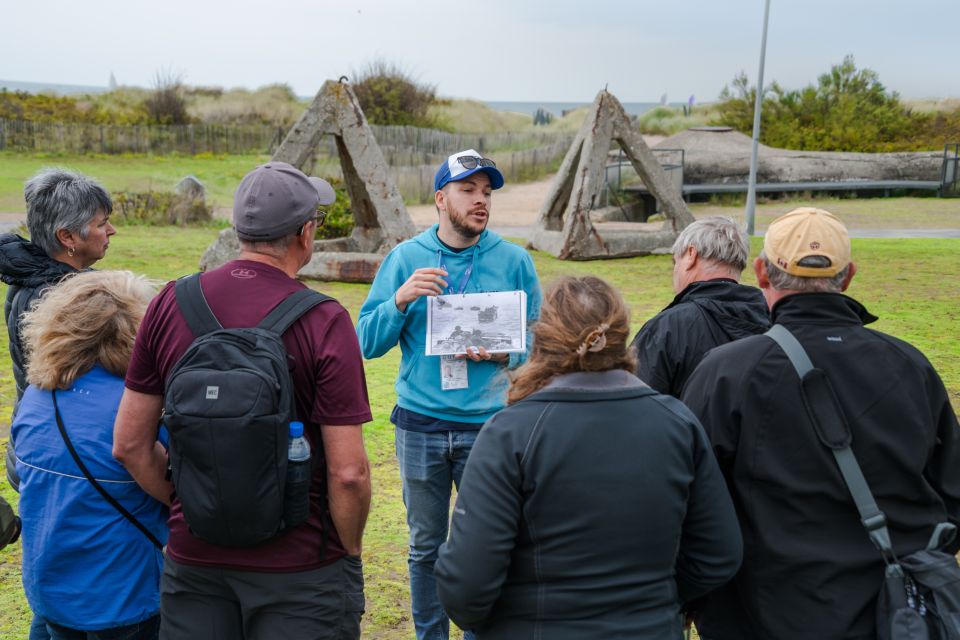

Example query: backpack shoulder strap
[765,323,814,375]
[174,273,222,338]
[765,323,896,559]
[258,288,333,336]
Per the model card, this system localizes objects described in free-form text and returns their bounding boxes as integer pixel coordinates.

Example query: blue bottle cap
[289,421,304,437]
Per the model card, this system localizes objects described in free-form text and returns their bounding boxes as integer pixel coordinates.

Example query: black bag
[767,324,960,640]
[164,274,330,547]
[878,542,960,640]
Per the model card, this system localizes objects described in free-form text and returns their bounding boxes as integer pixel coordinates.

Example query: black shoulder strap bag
[52,389,163,550]
[766,324,960,640]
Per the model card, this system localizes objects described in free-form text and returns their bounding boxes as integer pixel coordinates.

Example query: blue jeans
[45,615,159,640]
[29,615,51,640]
[395,426,478,640]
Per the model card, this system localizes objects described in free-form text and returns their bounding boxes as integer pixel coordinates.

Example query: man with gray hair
[115,162,372,639]
[629,216,768,397]
[681,207,960,639]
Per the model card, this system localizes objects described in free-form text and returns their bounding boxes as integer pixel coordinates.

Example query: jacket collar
[770,292,878,326]
[541,369,648,392]
[666,278,741,310]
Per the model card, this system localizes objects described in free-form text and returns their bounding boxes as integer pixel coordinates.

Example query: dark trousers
[159,555,364,640]
[46,615,159,640]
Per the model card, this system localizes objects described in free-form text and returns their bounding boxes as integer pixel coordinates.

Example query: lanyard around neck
[436,248,477,295]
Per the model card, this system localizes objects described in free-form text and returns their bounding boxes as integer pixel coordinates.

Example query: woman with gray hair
[0,168,116,640]
[0,168,116,432]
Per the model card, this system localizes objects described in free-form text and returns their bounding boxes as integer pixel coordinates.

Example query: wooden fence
[0,118,574,201]
[0,119,283,155]
[0,118,570,158]
[385,140,573,203]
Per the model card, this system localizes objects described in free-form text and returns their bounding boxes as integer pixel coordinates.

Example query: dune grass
[0,225,957,638]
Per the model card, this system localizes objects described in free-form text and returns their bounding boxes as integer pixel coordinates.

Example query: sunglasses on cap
[456,156,497,170]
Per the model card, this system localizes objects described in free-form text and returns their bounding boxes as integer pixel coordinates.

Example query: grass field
[0,225,958,638]
[0,152,270,212]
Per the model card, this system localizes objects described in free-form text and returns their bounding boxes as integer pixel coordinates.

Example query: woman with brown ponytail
[435,276,743,640]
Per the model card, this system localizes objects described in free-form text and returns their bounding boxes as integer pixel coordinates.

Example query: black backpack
[164,273,330,547]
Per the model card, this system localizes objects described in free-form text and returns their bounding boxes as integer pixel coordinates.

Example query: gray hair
[24,168,113,256]
[760,252,850,293]
[672,216,749,272]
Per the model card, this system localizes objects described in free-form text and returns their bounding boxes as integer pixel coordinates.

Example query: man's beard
[448,204,488,240]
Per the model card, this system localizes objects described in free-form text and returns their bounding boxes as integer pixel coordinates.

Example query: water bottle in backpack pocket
[284,421,311,529]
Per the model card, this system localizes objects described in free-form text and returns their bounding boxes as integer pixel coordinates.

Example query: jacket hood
[671,280,770,340]
[413,224,504,256]
[0,234,76,288]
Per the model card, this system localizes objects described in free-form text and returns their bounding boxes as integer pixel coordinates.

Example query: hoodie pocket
[399,348,424,385]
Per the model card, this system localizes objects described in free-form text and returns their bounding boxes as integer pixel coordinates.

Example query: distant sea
[485,100,678,117]
[0,79,108,95]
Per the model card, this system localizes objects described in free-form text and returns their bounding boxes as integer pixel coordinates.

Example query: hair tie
[575,323,610,356]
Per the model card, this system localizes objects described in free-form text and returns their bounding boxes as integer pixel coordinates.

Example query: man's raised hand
[395,268,449,313]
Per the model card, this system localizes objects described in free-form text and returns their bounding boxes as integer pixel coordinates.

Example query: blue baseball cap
[434,149,505,192]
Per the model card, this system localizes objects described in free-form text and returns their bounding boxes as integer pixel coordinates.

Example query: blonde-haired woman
[12,270,167,640]
[436,276,743,639]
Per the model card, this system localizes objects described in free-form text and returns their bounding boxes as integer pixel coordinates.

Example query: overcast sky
[3,0,956,102]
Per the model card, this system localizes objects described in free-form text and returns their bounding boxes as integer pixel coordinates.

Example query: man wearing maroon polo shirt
[114,162,373,640]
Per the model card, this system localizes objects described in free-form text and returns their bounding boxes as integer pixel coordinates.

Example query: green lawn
[0,152,270,212]
[0,225,958,638]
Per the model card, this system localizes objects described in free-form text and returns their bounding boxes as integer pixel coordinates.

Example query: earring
[67,246,75,257]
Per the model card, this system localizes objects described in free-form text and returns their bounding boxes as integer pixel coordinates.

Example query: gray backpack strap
[175,274,222,338]
[765,324,896,559]
[257,288,332,335]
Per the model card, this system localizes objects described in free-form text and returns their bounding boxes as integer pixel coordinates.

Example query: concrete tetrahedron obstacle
[529,90,695,260]
[200,80,415,282]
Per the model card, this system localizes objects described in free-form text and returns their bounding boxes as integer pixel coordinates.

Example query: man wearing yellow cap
[681,207,960,640]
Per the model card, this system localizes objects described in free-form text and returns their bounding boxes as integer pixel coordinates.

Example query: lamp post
[745,0,771,236]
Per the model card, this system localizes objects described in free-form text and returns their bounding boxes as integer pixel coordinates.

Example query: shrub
[113,190,212,225]
[314,178,354,240]
[710,56,958,152]
[144,70,191,125]
[350,59,438,128]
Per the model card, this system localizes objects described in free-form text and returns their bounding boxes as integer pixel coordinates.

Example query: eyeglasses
[456,156,496,170]
[297,210,327,236]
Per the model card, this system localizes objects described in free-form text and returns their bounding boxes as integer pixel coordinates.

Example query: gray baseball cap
[233,162,336,241]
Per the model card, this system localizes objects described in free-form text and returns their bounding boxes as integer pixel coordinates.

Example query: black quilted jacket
[0,233,76,490]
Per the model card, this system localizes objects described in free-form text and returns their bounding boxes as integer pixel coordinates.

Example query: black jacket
[0,234,76,399]
[435,370,743,640]
[681,293,960,640]
[631,279,770,398]
[0,234,76,490]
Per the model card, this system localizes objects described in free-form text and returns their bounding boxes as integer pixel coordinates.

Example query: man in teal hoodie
[357,149,541,640]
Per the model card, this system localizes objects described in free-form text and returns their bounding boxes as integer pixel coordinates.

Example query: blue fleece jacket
[357,225,541,424]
